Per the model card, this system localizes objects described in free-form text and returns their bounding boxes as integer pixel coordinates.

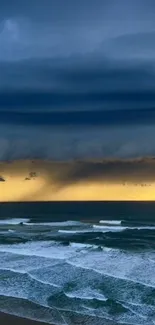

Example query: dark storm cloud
[0,1,155,160]
[54,158,155,185]
[1,108,155,127]
[0,0,155,113]
[1,124,155,161]
[0,0,155,61]
[2,56,155,92]
[1,0,154,23]
[2,158,155,185]
[102,31,155,59]
[0,0,104,20]
[0,57,155,120]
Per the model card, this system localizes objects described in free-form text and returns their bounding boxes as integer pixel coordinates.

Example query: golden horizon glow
[0,160,155,201]
[0,177,155,202]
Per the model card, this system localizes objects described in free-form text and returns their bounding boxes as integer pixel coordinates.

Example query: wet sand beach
[0,312,51,325]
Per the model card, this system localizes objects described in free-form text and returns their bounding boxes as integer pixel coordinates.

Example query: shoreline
[0,312,51,325]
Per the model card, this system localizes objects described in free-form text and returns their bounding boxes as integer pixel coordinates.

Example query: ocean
[0,201,155,325]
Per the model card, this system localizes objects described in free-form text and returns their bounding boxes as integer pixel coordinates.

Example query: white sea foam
[1,238,155,297]
[69,242,97,250]
[58,229,90,234]
[0,231,9,234]
[0,238,155,324]
[0,268,26,274]
[93,225,155,232]
[136,226,155,230]
[99,220,122,225]
[69,248,155,289]
[23,221,82,227]
[93,225,125,232]
[0,241,85,260]
[0,252,61,272]
[58,230,79,234]
[1,243,155,290]
[65,288,107,301]
[0,218,30,225]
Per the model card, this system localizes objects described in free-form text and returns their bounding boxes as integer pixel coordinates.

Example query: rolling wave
[0,264,153,325]
[23,221,83,227]
[0,216,155,324]
[99,220,122,225]
[0,218,30,225]
[93,225,125,232]
[93,224,155,232]
[58,229,91,234]
[0,240,88,259]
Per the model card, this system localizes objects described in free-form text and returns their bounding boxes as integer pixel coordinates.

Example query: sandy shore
[0,312,51,325]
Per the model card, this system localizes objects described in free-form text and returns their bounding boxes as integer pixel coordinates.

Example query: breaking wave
[99,220,122,225]
[0,216,155,324]
[0,218,30,225]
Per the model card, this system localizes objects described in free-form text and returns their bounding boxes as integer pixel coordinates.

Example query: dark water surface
[0,201,155,324]
[1,201,155,221]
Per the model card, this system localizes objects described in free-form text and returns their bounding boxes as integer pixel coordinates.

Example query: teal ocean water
[0,202,155,325]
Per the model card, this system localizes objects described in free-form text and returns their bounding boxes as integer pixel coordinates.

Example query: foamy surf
[23,221,83,227]
[1,209,155,325]
[65,289,107,301]
[0,218,30,225]
[58,230,79,234]
[58,229,91,234]
[93,224,155,232]
[99,220,122,225]
[0,240,89,259]
[69,242,98,250]
[93,225,125,232]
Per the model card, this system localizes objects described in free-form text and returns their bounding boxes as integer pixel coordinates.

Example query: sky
[1,159,155,201]
[1,0,155,161]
